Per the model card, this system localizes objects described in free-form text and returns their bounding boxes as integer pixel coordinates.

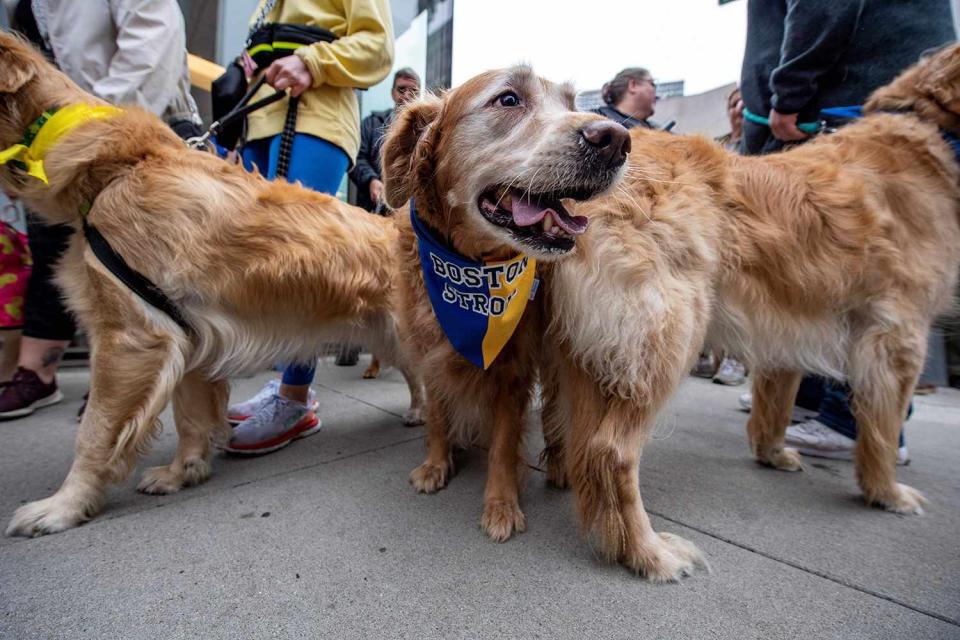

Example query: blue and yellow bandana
[0,104,122,185]
[411,201,538,369]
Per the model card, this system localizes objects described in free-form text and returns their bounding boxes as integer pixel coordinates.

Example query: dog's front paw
[756,445,803,472]
[868,482,927,515]
[6,495,92,537]
[402,407,426,427]
[137,458,210,495]
[409,460,452,493]
[622,532,709,583]
[481,498,526,542]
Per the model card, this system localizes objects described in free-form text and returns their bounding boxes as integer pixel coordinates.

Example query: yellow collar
[0,103,123,185]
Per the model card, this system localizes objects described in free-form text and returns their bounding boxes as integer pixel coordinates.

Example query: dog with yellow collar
[0,31,426,537]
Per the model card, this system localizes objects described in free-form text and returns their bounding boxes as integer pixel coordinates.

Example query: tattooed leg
[18,337,70,383]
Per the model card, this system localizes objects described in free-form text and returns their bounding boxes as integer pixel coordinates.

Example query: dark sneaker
[690,352,717,378]
[334,344,361,367]
[0,367,64,419]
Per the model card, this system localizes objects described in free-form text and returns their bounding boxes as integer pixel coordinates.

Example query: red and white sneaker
[228,378,318,425]
[224,394,322,455]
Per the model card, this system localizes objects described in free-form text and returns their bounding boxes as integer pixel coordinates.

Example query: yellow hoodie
[245,0,394,164]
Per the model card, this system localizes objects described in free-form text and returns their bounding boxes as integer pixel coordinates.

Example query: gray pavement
[1,359,958,639]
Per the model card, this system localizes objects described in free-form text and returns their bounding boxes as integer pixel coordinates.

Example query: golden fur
[385,47,960,582]
[543,44,960,580]
[381,67,628,542]
[0,33,425,537]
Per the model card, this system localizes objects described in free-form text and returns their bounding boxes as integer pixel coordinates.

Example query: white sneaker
[228,379,318,425]
[713,357,746,385]
[224,394,322,455]
[738,392,818,423]
[785,419,910,465]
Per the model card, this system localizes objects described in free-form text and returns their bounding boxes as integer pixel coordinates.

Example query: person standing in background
[225,0,395,455]
[592,67,659,130]
[0,0,202,420]
[351,67,420,215]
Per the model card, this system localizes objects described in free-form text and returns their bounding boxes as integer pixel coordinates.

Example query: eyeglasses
[394,85,420,95]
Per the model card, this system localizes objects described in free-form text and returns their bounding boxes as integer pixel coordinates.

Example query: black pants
[22,214,76,341]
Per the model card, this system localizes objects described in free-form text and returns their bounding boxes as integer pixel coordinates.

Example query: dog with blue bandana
[381,66,629,544]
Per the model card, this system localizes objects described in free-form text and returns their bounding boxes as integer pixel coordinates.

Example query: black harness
[80,212,194,334]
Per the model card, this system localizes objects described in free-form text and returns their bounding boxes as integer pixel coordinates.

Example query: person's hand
[369,179,385,204]
[240,51,258,78]
[265,55,313,97]
[769,110,808,142]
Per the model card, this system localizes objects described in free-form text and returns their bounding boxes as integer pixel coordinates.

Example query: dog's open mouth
[477,186,593,254]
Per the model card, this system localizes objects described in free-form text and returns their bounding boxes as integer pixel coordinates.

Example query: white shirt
[31,0,199,124]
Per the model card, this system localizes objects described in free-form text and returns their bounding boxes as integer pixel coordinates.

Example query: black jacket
[591,105,656,130]
[349,108,393,213]
[740,0,955,126]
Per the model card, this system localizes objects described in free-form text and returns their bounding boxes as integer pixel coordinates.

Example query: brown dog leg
[362,356,381,379]
[137,371,228,495]
[539,351,570,489]
[747,368,804,471]
[480,391,529,542]
[850,325,927,514]
[566,366,707,582]
[6,324,186,537]
[409,397,454,493]
[358,312,424,426]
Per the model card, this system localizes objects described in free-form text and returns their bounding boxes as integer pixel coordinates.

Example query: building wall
[652,82,736,137]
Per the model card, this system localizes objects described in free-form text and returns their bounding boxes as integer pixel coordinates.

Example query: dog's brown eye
[497,91,521,107]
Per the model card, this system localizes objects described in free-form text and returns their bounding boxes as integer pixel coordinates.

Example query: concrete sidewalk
[1,359,958,639]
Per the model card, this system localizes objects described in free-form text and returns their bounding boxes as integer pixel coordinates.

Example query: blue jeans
[242,133,349,386]
[795,376,907,446]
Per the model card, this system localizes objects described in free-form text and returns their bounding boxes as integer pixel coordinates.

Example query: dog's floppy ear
[381,94,442,209]
[0,34,38,93]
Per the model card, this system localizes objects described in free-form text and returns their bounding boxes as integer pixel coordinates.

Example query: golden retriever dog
[0,33,425,537]
[385,47,959,582]
[381,66,630,542]
[538,44,960,580]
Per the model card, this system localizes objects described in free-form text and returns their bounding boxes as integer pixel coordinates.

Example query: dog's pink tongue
[511,198,551,227]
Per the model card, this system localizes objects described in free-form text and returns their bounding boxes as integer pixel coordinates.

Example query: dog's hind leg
[359,311,425,426]
[747,368,804,471]
[362,356,381,379]
[137,371,229,495]
[6,323,186,537]
[849,321,927,514]
[539,350,570,489]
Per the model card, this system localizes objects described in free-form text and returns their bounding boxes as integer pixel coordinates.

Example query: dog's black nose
[580,120,631,166]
